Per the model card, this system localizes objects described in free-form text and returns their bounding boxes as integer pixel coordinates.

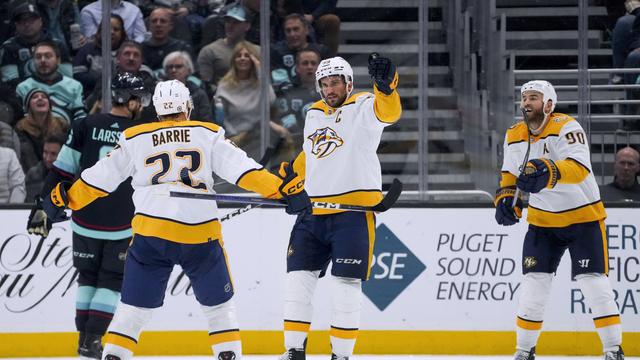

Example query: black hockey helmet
[111,72,151,106]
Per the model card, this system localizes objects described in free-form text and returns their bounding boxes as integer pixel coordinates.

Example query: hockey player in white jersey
[40,80,310,360]
[278,54,401,360]
[495,80,623,360]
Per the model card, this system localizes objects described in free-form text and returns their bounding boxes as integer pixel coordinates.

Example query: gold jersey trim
[308,92,370,115]
[67,178,109,210]
[104,331,138,352]
[527,200,606,228]
[124,121,220,140]
[329,326,359,340]
[516,316,543,331]
[506,113,574,145]
[236,168,281,199]
[284,320,311,332]
[131,213,222,244]
[208,329,241,346]
[593,314,621,328]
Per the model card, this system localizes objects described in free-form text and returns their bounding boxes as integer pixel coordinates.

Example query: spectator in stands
[80,0,147,43]
[215,41,289,158]
[73,14,128,97]
[0,81,25,127]
[162,50,213,122]
[24,132,65,201]
[275,48,321,152]
[197,3,257,93]
[271,14,331,80]
[36,0,85,55]
[612,0,640,84]
[16,41,86,124]
[142,8,193,73]
[600,146,640,201]
[1,1,73,88]
[0,121,21,160]
[86,41,156,116]
[279,0,341,56]
[0,147,26,203]
[0,1,13,43]
[14,89,69,172]
[136,0,207,48]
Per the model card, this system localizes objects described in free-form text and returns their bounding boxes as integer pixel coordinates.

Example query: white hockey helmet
[315,56,354,101]
[153,80,193,119]
[520,80,557,113]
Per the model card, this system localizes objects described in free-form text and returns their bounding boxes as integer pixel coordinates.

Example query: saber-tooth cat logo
[363,224,426,311]
[307,127,343,158]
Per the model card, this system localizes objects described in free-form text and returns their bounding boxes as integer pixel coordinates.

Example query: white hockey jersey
[500,113,606,227]
[292,87,402,214]
[64,120,281,244]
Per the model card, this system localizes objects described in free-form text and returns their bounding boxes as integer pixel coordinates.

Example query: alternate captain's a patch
[308,127,344,158]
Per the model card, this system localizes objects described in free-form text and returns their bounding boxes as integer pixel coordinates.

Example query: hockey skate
[331,354,348,360]
[514,347,535,360]
[78,333,103,359]
[280,348,305,360]
[604,346,624,360]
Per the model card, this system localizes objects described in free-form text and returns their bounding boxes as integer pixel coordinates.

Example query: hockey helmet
[152,80,193,119]
[315,56,354,101]
[520,80,557,113]
[111,72,150,107]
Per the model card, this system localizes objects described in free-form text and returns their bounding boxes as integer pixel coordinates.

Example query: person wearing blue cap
[197,3,258,92]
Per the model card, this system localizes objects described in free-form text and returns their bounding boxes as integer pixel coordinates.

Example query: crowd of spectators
[0,0,341,203]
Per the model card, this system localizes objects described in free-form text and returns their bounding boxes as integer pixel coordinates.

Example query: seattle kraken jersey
[295,87,402,214]
[53,113,141,240]
[501,113,606,227]
[63,121,282,244]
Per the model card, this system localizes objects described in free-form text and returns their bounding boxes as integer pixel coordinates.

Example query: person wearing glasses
[162,51,213,122]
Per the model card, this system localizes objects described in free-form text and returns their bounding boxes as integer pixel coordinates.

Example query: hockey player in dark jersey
[26,72,151,360]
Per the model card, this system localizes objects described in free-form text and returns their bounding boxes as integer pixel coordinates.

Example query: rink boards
[0,207,639,356]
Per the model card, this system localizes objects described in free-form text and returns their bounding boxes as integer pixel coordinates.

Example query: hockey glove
[278,162,312,215]
[368,53,397,95]
[516,158,560,194]
[27,196,52,237]
[494,186,523,226]
[43,181,71,223]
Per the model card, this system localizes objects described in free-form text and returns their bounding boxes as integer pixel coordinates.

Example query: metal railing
[591,131,640,185]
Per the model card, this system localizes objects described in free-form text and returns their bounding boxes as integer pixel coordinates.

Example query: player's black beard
[526,109,546,130]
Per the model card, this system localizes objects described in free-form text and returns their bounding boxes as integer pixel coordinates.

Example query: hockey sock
[201,299,242,359]
[284,270,320,350]
[516,272,553,351]
[576,273,622,352]
[329,276,362,357]
[86,288,120,335]
[76,285,97,332]
[102,302,153,360]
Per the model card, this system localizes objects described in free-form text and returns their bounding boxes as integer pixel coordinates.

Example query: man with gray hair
[162,50,213,122]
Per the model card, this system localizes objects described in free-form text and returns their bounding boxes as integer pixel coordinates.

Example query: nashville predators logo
[523,256,538,269]
[287,244,294,257]
[307,127,344,158]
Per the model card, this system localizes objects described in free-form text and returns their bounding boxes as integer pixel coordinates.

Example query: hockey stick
[173,178,403,213]
[512,108,531,208]
[218,146,276,221]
